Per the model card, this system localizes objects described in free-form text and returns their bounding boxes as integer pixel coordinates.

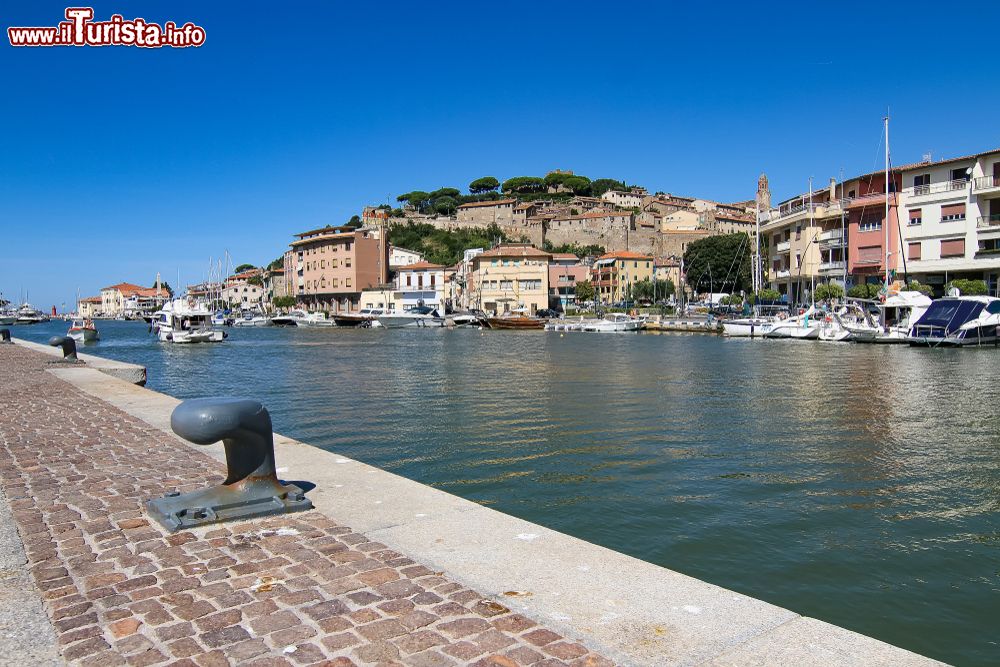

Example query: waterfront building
[289,225,389,312]
[394,261,449,310]
[389,245,425,269]
[100,282,168,318]
[222,270,264,308]
[591,251,654,303]
[899,149,1000,293]
[470,244,551,315]
[455,199,517,226]
[266,268,288,300]
[548,253,589,308]
[654,257,681,288]
[77,295,101,318]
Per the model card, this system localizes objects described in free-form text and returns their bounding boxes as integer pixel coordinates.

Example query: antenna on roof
[922,152,932,163]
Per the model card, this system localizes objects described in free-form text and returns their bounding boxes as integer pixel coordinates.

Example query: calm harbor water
[13,320,1000,666]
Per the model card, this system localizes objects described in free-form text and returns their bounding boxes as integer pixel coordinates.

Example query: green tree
[945,278,988,295]
[234,263,256,273]
[434,196,458,215]
[501,176,546,194]
[848,283,881,299]
[346,215,363,228]
[563,175,592,195]
[397,190,431,211]
[591,178,627,197]
[757,288,781,302]
[469,176,500,194]
[151,279,173,296]
[814,283,845,301]
[272,296,296,309]
[430,187,461,200]
[267,257,284,270]
[387,222,513,266]
[248,275,264,287]
[575,280,595,303]
[907,280,934,297]
[682,233,752,294]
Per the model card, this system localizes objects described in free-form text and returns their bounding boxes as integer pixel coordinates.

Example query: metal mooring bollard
[0,329,11,344]
[146,398,313,531]
[48,335,78,359]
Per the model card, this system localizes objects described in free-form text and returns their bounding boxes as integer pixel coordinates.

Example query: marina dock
[0,340,943,666]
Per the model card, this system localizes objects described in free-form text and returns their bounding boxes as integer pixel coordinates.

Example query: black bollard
[0,328,10,344]
[48,335,78,360]
[146,398,312,531]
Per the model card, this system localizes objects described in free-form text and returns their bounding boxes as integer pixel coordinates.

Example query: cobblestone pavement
[0,344,613,666]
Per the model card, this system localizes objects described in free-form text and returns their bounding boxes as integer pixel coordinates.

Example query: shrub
[757,288,781,302]
[848,283,881,299]
[945,279,988,296]
[814,283,844,301]
[906,280,934,297]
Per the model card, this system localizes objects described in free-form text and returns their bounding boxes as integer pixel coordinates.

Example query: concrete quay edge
[45,363,946,667]
[12,336,147,385]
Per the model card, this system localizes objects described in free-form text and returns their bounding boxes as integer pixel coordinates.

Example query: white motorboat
[722,317,779,338]
[67,318,100,343]
[232,313,270,327]
[152,298,225,343]
[14,303,46,325]
[818,303,879,343]
[907,295,1000,347]
[271,309,307,326]
[376,306,444,328]
[765,306,821,339]
[0,311,14,326]
[299,312,335,327]
[852,291,933,344]
[581,313,645,332]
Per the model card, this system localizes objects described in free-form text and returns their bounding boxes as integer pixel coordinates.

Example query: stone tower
[756,173,770,213]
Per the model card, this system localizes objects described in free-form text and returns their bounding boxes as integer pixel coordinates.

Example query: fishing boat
[907,296,1000,347]
[152,298,225,343]
[376,306,443,328]
[67,318,100,343]
[485,311,546,330]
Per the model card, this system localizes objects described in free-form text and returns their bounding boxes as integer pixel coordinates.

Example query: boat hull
[376,315,443,328]
[722,319,775,337]
[486,317,545,330]
[68,328,99,343]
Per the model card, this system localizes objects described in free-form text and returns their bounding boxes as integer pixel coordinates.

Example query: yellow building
[471,244,551,315]
[591,251,654,303]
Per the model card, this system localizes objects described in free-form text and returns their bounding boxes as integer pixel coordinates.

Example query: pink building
[287,225,388,312]
[548,253,589,308]
[844,170,902,284]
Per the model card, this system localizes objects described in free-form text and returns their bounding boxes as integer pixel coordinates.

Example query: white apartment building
[393,261,449,310]
[389,245,425,269]
[899,149,1000,293]
[600,188,647,209]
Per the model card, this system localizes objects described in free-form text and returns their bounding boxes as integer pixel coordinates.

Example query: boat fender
[166,333,172,341]
[222,331,229,339]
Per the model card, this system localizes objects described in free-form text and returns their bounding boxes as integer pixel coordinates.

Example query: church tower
[756,173,771,213]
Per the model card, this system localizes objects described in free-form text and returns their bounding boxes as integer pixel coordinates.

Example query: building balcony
[903,179,970,197]
[775,240,791,253]
[853,257,882,266]
[845,191,894,209]
[819,260,846,274]
[817,228,845,245]
[975,175,1000,193]
[775,269,791,279]
[977,214,1000,229]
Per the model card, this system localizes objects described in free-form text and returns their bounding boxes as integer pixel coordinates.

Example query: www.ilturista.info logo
[8,8,205,48]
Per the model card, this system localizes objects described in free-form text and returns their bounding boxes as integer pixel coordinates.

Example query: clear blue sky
[2,1,998,309]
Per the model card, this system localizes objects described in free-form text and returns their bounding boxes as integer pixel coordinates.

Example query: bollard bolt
[0,329,11,344]
[48,335,78,360]
[146,397,312,531]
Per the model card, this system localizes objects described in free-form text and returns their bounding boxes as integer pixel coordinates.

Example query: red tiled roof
[101,282,145,293]
[457,199,517,209]
[598,251,653,260]
[550,253,580,260]
[79,296,102,303]
[397,261,445,271]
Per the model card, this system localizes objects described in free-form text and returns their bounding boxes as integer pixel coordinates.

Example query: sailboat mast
[884,115,891,289]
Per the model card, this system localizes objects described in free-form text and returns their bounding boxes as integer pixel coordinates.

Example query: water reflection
[9,321,1000,666]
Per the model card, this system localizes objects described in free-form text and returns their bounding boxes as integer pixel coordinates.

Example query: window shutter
[940,238,966,257]
[908,242,921,260]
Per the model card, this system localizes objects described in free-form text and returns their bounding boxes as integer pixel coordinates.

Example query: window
[500,280,513,290]
[859,217,882,232]
[321,260,325,269]
[417,275,423,288]
[978,239,1000,255]
[331,259,338,268]
[406,275,411,287]
[941,204,966,222]
[908,242,921,260]
[430,275,436,287]
[913,174,930,194]
[909,209,922,225]
[345,258,351,267]
[848,189,856,199]
[346,278,351,287]
[794,253,801,269]
[940,238,965,257]
[332,279,339,288]
[951,167,970,183]
[858,246,882,264]
[345,242,352,251]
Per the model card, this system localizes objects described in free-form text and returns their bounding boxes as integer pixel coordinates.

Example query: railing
[977,214,1000,228]
[854,256,882,265]
[819,260,846,272]
[817,228,844,243]
[776,240,791,253]
[775,269,791,279]
[904,178,970,196]
[975,175,1000,191]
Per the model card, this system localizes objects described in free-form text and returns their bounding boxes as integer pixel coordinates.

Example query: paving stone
[0,345,614,667]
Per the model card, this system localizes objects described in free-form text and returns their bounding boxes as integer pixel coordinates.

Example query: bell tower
[756,173,771,213]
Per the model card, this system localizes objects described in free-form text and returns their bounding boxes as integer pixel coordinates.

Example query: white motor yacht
[14,303,46,325]
[152,298,225,343]
[271,309,307,326]
[67,318,100,343]
[299,312,335,327]
[580,313,645,332]
[376,306,444,328]
[852,291,933,344]
[232,312,270,327]
[819,303,879,343]
[907,295,1000,346]
[722,317,779,337]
